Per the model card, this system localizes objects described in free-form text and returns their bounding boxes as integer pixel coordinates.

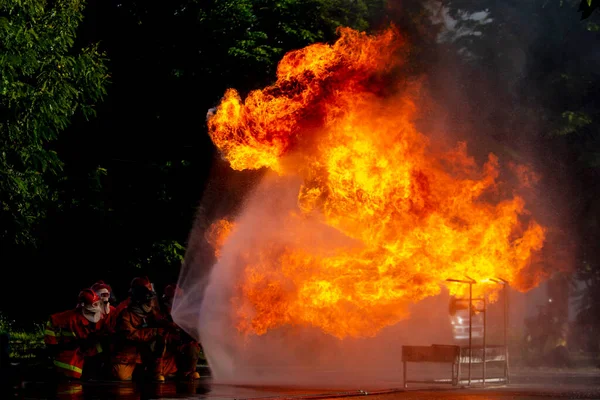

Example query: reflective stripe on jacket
[45,309,103,377]
[53,349,85,379]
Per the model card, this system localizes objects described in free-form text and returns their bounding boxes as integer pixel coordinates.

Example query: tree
[430,0,600,353]
[53,0,390,272]
[0,0,391,323]
[0,0,109,247]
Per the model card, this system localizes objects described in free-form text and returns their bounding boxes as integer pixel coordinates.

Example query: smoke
[417,0,581,359]
[410,1,579,283]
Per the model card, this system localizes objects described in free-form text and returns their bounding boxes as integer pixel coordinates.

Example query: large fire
[206,27,546,339]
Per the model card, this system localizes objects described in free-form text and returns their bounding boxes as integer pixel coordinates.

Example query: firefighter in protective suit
[91,280,118,331]
[159,284,201,380]
[87,280,119,378]
[111,277,179,381]
[44,289,106,379]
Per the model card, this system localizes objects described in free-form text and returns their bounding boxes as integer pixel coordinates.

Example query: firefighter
[44,289,106,380]
[91,280,118,330]
[113,276,150,316]
[159,284,201,380]
[110,277,178,382]
[88,280,120,378]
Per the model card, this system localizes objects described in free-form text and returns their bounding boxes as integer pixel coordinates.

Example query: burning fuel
[206,27,546,340]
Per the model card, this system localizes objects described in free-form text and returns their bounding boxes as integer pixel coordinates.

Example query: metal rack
[446,277,510,386]
[401,277,511,388]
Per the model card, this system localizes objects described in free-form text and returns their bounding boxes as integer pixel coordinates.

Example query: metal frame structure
[490,278,510,384]
[445,277,510,387]
[446,277,476,385]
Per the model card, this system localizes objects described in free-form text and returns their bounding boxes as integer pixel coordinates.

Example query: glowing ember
[207,27,546,339]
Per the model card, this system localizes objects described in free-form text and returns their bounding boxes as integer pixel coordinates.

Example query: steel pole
[468,281,472,386]
[482,298,486,386]
[504,283,510,384]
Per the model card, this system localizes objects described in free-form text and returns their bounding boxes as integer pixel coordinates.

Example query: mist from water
[172,166,549,387]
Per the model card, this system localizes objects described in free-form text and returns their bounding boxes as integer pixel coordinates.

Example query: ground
[3,366,599,399]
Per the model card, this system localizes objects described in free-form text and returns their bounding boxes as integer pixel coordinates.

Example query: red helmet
[77,289,100,308]
[130,276,153,292]
[130,276,156,303]
[91,280,111,293]
[91,280,111,303]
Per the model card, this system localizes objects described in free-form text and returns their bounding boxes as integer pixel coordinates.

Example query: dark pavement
[4,367,600,400]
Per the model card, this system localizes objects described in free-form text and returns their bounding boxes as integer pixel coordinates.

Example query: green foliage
[0,0,388,328]
[0,0,109,246]
[586,20,600,30]
[8,328,45,359]
[579,0,599,19]
[133,239,187,270]
[553,111,594,136]
[0,312,12,334]
[0,312,44,359]
[53,0,388,281]
[196,0,386,81]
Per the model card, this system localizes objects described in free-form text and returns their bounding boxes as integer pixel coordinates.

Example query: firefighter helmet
[77,289,100,308]
[130,276,153,292]
[91,280,111,293]
[131,277,156,303]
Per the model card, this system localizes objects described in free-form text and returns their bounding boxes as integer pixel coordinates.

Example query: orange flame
[205,219,235,259]
[207,27,546,339]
